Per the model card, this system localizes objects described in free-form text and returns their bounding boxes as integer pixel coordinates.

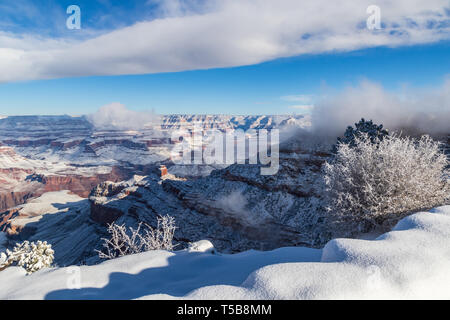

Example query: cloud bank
[0,0,449,82]
[86,103,159,130]
[310,78,450,140]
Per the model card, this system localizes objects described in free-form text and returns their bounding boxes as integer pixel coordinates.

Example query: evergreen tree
[332,118,389,153]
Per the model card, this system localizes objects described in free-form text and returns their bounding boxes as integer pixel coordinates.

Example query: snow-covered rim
[0,205,449,300]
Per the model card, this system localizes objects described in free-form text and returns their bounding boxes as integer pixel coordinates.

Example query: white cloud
[0,0,449,82]
[288,105,315,113]
[86,103,159,130]
[281,95,314,103]
[283,95,315,113]
[310,78,450,139]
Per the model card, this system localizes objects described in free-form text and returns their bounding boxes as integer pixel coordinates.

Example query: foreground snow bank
[0,206,449,300]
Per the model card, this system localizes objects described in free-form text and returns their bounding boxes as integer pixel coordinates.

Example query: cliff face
[0,148,134,211]
[0,192,36,213]
[0,163,41,211]
[40,167,132,198]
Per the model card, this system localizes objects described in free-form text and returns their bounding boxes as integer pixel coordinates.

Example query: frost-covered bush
[332,118,389,153]
[97,215,177,259]
[0,241,54,274]
[324,134,449,231]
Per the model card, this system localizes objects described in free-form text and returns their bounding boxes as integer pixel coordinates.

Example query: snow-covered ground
[3,191,86,230]
[0,206,449,300]
[0,146,113,176]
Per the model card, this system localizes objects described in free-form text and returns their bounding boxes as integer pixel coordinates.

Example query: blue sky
[0,0,449,115]
[0,0,172,36]
[1,42,449,115]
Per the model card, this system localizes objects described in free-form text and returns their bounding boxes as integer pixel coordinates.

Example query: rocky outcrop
[2,139,54,148]
[41,167,132,198]
[89,180,133,224]
[90,201,125,225]
[0,165,133,213]
[87,139,148,152]
[0,192,36,213]
[90,181,128,198]
[0,208,20,233]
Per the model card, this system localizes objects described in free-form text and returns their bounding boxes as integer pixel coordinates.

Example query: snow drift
[0,206,449,300]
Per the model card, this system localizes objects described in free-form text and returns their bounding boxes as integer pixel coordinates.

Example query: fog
[86,103,160,130]
[311,79,450,140]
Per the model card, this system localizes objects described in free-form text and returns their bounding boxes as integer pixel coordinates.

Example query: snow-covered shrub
[332,118,389,153]
[324,134,449,232]
[140,215,177,252]
[0,241,54,274]
[97,215,177,259]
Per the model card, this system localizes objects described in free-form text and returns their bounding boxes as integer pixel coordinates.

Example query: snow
[0,146,113,176]
[187,240,216,254]
[0,206,449,300]
[168,164,227,177]
[7,191,84,229]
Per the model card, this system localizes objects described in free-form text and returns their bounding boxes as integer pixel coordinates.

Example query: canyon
[0,114,316,264]
[0,114,308,210]
[0,114,448,267]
